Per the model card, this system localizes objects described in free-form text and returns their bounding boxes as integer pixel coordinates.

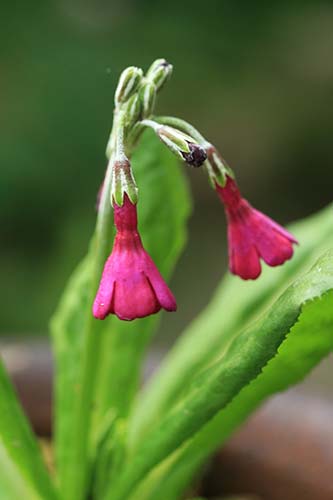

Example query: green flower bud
[115,66,143,105]
[123,93,142,129]
[146,58,173,91]
[158,125,191,152]
[146,59,166,75]
[157,125,206,166]
[139,81,156,118]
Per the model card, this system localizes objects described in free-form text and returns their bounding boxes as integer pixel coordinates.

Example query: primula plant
[1,59,333,500]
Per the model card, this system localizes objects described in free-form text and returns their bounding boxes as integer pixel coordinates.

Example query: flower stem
[61,132,117,499]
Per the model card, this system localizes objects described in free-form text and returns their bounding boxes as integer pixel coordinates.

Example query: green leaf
[104,249,333,500]
[130,204,333,445]
[141,288,333,500]
[51,254,93,491]
[51,129,191,496]
[90,411,124,499]
[0,361,58,500]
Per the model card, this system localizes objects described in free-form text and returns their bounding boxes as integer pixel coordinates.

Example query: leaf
[51,129,191,496]
[139,290,333,500]
[130,204,333,445]
[0,360,58,500]
[104,249,333,500]
[51,254,93,491]
[90,411,123,499]
[142,290,333,500]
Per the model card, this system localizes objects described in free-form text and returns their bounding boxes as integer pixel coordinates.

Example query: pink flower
[93,196,176,320]
[216,176,298,280]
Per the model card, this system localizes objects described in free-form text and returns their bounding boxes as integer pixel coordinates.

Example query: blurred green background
[1,0,333,338]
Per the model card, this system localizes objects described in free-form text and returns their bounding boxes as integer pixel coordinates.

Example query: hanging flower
[93,196,176,320]
[216,176,298,280]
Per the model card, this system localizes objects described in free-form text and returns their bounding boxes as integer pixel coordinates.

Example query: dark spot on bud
[154,59,169,69]
[181,143,207,167]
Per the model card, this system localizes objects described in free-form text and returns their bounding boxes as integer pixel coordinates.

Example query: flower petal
[228,220,261,280]
[250,210,296,266]
[146,265,177,312]
[113,272,160,321]
[254,210,298,244]
[93,278,115,320]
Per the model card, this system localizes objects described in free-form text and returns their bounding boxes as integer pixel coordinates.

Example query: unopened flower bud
[146,58,173,91]
[115,66,143,106]
[139,81,156,118]
[157,125,206,166]
[123,93,142,129]
[111,157,138,206]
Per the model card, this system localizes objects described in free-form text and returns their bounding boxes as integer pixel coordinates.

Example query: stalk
[61,125,117,499]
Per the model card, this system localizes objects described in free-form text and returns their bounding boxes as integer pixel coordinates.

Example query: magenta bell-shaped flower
[93,196,176,320]
[216,176,298,280]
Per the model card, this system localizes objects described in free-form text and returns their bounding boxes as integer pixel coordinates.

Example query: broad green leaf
[0,360,58,500]
[140,289,333,500]
[130,204,333,445]
[51,129,191,496]
[104,249,333,500]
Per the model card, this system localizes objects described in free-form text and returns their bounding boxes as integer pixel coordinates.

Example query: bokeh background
[1,0,333,357]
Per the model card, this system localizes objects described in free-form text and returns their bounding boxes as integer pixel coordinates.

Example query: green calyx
[111,158,138,207]
[205,146,235,188]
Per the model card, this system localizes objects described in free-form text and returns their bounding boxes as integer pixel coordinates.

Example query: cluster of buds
[93,59,298,322]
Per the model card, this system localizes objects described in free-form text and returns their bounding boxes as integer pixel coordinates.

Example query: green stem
[139,118,160,132]
[61,132,117,500]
